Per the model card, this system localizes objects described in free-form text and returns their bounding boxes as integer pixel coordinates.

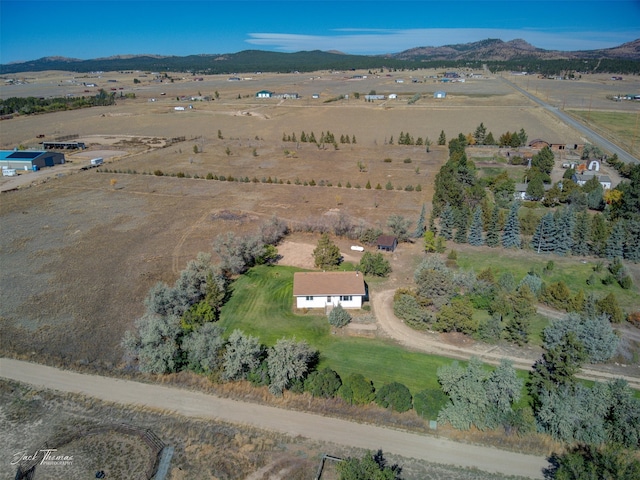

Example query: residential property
[388,93,398,99]
[377,235,398,252]
[573,172,612,189]
[256,90,273,98]
[293,271,366,309]
[434,91,446,99]
[0,150,65,171]
[514,182,552,200]
[364,94,385,101]
[272,92,299,99]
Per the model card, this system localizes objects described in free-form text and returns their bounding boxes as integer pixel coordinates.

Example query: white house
[293,271,366,309]
[256,90,273,98]
[434,91,447,99]
[573,172,612,189]
[388,93,398,99]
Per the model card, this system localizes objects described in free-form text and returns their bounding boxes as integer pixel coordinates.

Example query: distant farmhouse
[293,271,366,309]
[255,90,299,99]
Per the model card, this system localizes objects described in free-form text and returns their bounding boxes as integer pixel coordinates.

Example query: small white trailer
[90,157,104,166]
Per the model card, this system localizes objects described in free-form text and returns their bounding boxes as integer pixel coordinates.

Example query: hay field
[0,68,629,367]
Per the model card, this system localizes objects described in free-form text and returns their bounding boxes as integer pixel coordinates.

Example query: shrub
[619,275,633,289]
[153,169,164,176]
[403,158,412,163]
[338,373,376,405]
[383,158,392,163]
[304,367,342,398]
[375,382,413,412]
[328,304,351,327]
[413,388,448,420]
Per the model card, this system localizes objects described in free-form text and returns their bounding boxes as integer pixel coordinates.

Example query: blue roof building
[0,150,65,171]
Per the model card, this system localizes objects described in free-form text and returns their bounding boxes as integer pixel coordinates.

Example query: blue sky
[1,1,639,63]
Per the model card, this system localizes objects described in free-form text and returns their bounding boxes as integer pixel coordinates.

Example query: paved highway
[500,75,638,165]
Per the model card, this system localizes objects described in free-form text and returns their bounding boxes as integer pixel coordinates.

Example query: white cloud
[246,28,636,53]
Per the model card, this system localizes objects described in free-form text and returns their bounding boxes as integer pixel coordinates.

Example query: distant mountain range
[392,38,640,61]
[1,38,638,75]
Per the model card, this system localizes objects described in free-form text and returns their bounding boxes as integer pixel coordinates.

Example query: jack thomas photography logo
[11,449,74,467]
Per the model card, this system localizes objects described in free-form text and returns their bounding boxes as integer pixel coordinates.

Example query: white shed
[434,91,447,99]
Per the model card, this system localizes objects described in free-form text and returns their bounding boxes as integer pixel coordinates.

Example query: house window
[339,295,352,302]
[305,296,313,301]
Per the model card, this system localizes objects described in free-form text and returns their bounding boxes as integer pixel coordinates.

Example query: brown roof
[293,271,365,297]
[377,235,397,247]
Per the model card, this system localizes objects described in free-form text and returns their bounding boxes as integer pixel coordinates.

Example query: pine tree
[486,205,500,247]
[605,221,625,259]
[413,203,427,238]
[517,128,528,147]
[437,130,446,145]
[468,206,484,246]
[473,122,487,145]
[554,208,575,256]
[453,210,469,243]
[439,204,455,240]
[589,213,608,257]
[624,219,640,262]
[531,212,556,254]
[502,202,521,249]
[485,131,496,145]
[572,211,591,256]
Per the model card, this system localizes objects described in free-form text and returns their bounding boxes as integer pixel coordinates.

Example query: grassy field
[219,265,459,394]
[567,109,640,156]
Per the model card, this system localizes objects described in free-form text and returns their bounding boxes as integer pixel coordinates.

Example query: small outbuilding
[434,91,446,99]
[256,90,273,98]
[377,235,398,252]
[293,271,366,309]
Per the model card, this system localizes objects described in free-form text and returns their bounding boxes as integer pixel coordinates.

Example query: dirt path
[0,358,547,479]
[371,289,640,389]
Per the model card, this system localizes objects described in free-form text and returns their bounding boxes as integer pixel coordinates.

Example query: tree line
[0,90,116,116]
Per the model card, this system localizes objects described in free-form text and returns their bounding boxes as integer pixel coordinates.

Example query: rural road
[371,289,640,390]
[500,75,639,164]
[0,357,547,479]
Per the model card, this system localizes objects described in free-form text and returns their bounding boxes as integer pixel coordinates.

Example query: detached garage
[0,150,65,170]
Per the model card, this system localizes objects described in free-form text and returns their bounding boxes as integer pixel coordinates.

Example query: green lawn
[219,265,462,394]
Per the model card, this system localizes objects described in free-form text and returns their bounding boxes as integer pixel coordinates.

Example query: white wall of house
[296,294,362,309]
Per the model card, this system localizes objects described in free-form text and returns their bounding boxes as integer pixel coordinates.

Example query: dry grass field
[0,68,635,366]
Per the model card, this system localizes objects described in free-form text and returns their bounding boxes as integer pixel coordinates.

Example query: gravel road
[372,289,640,389]
[0,358,547,479]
